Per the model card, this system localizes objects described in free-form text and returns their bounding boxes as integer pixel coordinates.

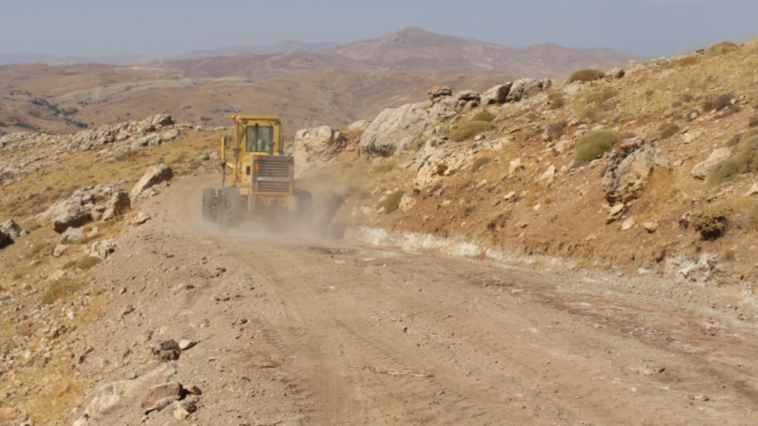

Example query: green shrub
[471,111,496,123]
[746,203,758,233]
[569,69,605,83]
[377,191,405,214]
[546,121,566,140]
[705,41,739,57]
[574,129,624,161]
[703,93,734,112]
[450,121,496,142]
[690,201,734,239]
[471,157,491,173]
[42,279,80,305]
[659,123,681,140]
[76,256,102,271]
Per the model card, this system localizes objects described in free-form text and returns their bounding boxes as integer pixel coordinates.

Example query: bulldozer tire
[219,187,241,229]
[202,188,216,222]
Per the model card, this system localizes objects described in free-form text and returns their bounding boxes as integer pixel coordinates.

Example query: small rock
[503,191,517,201]
[182,384,202,395]
[52,244,68,257]
[643,222,658,233]
[693,395,710,402]
[61,227,85,244]
[141,382,183,414]
[179,339,197,351]
[131,212,151,226]
[151,339,181,362]
[122,304,135,315]
[747,182,758,197]
[621,217,636,231]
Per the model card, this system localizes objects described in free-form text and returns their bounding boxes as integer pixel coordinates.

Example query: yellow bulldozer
[202,114,342,233]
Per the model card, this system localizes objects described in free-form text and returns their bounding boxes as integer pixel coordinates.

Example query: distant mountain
[173,41,339,60]
[327,27,644,75]
[0,53,149,66]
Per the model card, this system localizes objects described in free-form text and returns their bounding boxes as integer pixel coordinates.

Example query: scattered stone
[606,203,626,224]
[399,194,417,213]
[539,164,557,185]
[0,220,23,239]
[503,191,517,201]
[509,158,525,175]
[52,244,68,257]
[151,339,181,362]
[53,205,92,234]
[0,229,11,249]
[643,222,658,233]
[746,182,758,196]
[690,148,731,180]
[91,240,116,260]
[131,212,151,226]
[178,339,198,351]
[141,382,183,414]
[506,78,550,103]
[130,164,173,199]
[621,217,636,231]
[61,227,85,244]
[182,384,203,395]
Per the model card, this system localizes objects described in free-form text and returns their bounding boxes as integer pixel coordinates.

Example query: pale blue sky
[1,0,757,58]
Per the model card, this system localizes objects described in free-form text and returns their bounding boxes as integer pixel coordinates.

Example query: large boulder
[359,103,430,159]
[102,191,131,221]
[506,78,551,103]
[131,164,173,199]
[290,126,346,178]
[690,147,731,180]
[602,137,670,204]
[53,204,92,233]
[482,83,513,105]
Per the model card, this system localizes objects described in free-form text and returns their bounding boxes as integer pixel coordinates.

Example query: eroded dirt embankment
[61,173,758,426]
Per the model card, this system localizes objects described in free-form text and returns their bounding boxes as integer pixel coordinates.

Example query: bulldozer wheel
[219,187,241,229]
[202,188,216,222]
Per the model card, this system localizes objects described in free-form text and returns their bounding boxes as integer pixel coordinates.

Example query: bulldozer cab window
[246,125,274,152]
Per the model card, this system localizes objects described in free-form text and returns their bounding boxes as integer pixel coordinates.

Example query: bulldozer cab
[227,115,283,156]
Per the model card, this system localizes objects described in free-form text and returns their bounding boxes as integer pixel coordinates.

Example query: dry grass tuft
[377,190,406,214]
[76,256,102,271]
[16,360,86,426]
[752,96,758,109]
[673,55,701,68]
[546,121,567,140]
[569,69,605,83]
[450,121,496,142]
[471,111,496,123]
[705,41,740,57]
[703,93,735,112]
[41,279,80,305]
[636,169,686,220]
[471,157,491,173]
[746,202,758,233]
[690,200,734,239]
[548,93,565,110]
[659,123,681,140]
[706,135,758,189]
[574,129,624,161]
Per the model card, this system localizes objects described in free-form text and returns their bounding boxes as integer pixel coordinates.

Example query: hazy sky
[1,0,757,58]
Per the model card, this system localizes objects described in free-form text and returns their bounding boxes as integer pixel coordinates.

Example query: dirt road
[74,175,758,426]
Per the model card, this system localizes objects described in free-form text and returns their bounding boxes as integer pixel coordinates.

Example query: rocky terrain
[0,38,757,425]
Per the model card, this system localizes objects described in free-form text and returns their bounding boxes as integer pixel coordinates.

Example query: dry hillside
[1,39,758,426]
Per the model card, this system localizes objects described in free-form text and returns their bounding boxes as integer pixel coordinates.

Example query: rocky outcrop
[482,84,512,105]
[359,103,430,159]
[506,78,551,103]
[602,137,670,204]
[0,220,24,240]
[131,164,173,199]
[53,204,92,234]
[61,227,85,244]
[290,126,346,178]
[690,147,731,179]
[428,85,452,101]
